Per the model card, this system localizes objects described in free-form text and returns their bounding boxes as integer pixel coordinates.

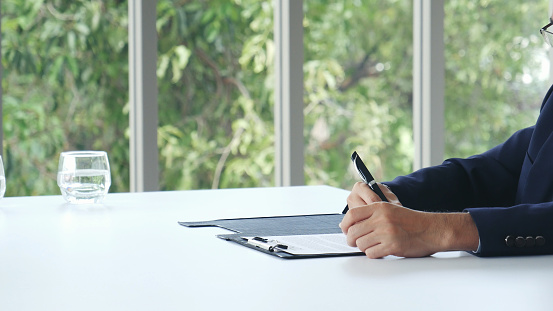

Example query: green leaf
[174,45,191,68]
[157,54,170,78]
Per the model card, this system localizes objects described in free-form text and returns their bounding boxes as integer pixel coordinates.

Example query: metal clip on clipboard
[244,237,289,252]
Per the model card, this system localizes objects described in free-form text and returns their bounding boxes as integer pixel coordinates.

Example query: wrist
[439,213,479,252]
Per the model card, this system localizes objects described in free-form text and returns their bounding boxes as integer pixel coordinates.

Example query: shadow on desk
[340,251,553,278]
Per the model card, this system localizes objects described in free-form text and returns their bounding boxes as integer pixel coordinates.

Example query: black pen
[342,151,388,214]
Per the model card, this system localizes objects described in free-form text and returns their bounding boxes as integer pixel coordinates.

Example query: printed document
[249,233,362,255]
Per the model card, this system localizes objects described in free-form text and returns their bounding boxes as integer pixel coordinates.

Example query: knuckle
[346,238,355,247]
[384,225,400,237]
[347,234,359,247]
[345,226,357,241]
[354,239,364,250]
[346,193,355,205]
[376,204,396,220]
[348,206,361,218]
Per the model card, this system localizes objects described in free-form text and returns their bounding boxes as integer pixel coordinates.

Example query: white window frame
[273,0,305,186]
[129,0,159,192]
[413,0,445,170]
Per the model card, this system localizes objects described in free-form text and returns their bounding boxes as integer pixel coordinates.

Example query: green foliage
[444,0,547,157]
[156,0,274,190]
[303,0,413,187]
[2,0,550,196]
[2,0,129,196]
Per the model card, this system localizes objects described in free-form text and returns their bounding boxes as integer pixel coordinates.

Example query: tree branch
[211,76,255,189]
[194,47,224,98]
[338,53,381,92]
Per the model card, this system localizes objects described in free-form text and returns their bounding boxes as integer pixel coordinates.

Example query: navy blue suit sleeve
[384,126,534,212]
[466,203,553,256]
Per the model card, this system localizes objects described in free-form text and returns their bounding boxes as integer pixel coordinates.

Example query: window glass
[2,0,129,196]
[304,0,413,188]
[444,0,549,158]
[157,0,274,189]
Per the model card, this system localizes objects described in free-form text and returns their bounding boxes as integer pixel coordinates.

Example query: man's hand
[340,182,479,258]
[347,182,402,207]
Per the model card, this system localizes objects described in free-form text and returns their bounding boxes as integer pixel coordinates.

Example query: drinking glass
[57,151,111,204]
[0,155,5,199]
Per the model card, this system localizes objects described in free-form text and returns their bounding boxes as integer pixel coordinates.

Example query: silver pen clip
[246,237,289,252]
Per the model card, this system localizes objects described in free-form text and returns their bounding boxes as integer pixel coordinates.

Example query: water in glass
[57,151,111,204]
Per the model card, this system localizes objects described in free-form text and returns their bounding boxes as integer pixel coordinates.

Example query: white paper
[247,233,362,255]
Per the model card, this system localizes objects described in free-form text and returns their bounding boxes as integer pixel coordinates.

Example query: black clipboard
[179,213,364,259]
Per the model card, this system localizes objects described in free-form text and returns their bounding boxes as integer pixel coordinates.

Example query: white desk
[1,185,552,311]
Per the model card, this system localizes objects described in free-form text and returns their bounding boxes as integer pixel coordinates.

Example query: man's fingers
[347,182,402,209]
[349,228,393,259]
[347,182,371,209]
[356,228,402,258]
[339,204,377,234]
[348,227,378,250]
[347,182,382,208]
[363,243,390,259]
[345,218,373,247]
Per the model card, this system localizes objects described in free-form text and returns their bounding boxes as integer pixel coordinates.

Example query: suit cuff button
[536,236,546,247]
[525,236,535,247]
[505,235,515,247]
[515,236,526,248]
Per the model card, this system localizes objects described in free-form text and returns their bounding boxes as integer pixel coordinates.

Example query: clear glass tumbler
[0,155,5,199]
[57,151,111,204]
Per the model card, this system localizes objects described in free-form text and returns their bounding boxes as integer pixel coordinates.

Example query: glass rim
[60,150,108,157]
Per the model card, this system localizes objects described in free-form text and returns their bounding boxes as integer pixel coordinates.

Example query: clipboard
[179,152,379,259]
[218,232,364,259]
[179,213,364,259]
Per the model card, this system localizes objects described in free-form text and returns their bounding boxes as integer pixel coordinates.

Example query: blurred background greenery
[1,0,549,196]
